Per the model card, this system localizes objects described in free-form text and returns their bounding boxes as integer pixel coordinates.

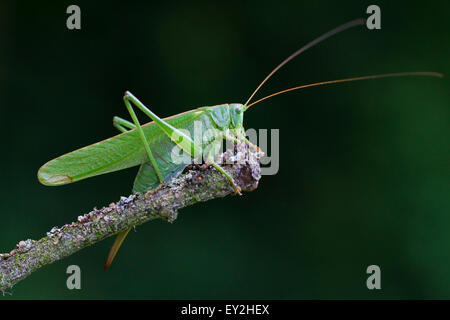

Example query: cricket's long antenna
[244,18,366,107]
[245,72,443,109]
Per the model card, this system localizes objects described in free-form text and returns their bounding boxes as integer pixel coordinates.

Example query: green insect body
[38,95,248,270]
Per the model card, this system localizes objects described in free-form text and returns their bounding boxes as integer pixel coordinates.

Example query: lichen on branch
[0,143,262,292]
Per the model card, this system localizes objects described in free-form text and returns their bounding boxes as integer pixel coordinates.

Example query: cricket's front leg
[204,142,242,195]
[237,134,261,152]
[221,131,261,152]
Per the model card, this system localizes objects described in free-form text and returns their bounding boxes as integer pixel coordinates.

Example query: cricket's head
[204,103,245,131]
[229,103,244,129]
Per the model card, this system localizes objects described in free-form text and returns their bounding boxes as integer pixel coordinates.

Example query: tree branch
[0,143,262,292]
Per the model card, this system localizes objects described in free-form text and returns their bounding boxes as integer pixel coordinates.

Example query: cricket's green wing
[38,109,205,186]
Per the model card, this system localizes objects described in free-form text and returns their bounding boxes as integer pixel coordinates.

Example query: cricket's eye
[235,105,243,113]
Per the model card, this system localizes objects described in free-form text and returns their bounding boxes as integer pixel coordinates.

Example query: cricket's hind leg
[124,92,243,195]
[104,228,131,271]
[104,116,138,271]
[123,92,165,183]
[105,94,170,270]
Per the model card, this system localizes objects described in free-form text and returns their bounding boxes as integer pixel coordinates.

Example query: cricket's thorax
[201,103,245,132]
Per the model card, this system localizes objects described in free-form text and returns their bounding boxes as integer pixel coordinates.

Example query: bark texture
[0,143,262,291]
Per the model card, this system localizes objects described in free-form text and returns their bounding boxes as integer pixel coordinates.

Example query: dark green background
[1,1,449,299]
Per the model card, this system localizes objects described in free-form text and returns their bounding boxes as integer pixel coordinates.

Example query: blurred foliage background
[0,0,449,299]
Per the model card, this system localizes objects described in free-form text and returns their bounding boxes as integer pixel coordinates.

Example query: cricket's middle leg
[113,116,135,133]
